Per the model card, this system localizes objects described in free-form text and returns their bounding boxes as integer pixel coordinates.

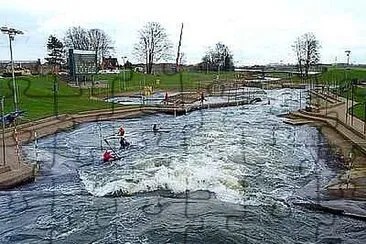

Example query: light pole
[217,59,220,78]
[1,97,6,166]
[121,56,127,91]
[345,50,351,66]
[1,27,24,111]
[206,59,209,75]
[364,101,366,134]
[351,79,355,126]
[206,53,212,75]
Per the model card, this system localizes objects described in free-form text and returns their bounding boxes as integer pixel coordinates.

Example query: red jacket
[103,151,114,161]
[118,127,125,136]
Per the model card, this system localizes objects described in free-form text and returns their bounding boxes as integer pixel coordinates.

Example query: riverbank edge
[0,97,257,190]
[0,106,158,190]
[285,113,366,219]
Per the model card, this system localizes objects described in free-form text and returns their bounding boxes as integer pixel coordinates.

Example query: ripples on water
[1,89,365,243]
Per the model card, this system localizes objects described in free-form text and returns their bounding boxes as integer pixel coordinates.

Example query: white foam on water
[23,88,314,208]
[80,152,247,204]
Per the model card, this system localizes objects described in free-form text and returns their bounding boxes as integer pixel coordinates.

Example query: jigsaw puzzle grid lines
[1,81,360,243]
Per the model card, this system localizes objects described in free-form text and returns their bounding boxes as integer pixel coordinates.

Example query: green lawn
[94,70,235,92]
[352,103,366,122]
[319,67,366,84]
[0,71,234,121]
[7,69,363,122]
[268,67,366,85]
[0,75,114,121]
[316,68,366,121]
[344,86,366,121]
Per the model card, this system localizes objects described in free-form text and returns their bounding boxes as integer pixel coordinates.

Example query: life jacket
[103,151,113,161]
[119,127,125,136]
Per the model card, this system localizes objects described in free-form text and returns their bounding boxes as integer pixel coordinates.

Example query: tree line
[46,22,321,76]
[45,22,236,75]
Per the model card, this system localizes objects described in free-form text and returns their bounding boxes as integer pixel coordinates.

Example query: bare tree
[134,22,173,74]
[64,26,114,62]
[64,26,89,50]
[292,36,304,77]
[88,28,114,61]
[202,42,234,72]
[293,32,320,78]
[303,33,320,77]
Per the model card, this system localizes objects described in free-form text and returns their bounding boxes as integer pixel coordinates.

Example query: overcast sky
[1,0,366,65]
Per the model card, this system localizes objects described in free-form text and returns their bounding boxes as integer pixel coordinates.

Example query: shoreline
[284,89,366,219]
[1,89,365,219]
[286,115,366,200]
[319,124,366,199]
[0,106,156,189]
[0,98,255,190]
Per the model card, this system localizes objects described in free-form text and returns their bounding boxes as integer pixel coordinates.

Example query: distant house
[0,59,43,76]
[101,56,119,70]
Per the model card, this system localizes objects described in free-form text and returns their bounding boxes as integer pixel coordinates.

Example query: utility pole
[325,88,328,115]
[346,84,349,124]
[53,75,58,117]
[121,56,127,91]
[217,59,220,79]
[345,50,351,124]
[345,50,351,66]
[299,91,302,110]
[206,57,209,75]
[175,23,184,106]
[1,27,24,111]
[1,97,6,166]
[364,101,366,134]
[175,23,184,72]
[351,79,355,126]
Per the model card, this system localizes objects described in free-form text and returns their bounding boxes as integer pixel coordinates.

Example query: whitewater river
[1,89,365,243]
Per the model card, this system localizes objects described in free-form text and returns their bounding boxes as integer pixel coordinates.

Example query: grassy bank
[0,71,235,121]
[344,86,366,121]
[353,103,366,121]
[268,67,366,84]
[320,67,366,83]
[267,67,366,120]
[0,75,113,121]
[319,68,366,120]
[94,71,234,91]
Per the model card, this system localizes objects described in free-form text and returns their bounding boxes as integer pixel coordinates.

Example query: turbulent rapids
[3,88,363,243]
[26,89,316,204]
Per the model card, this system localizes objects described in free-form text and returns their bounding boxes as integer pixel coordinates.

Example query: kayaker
[103,150,115,162]
[118,126,125,137]
[152,123,159,132]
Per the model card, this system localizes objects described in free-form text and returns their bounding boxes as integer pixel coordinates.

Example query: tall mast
[175,23,184,71]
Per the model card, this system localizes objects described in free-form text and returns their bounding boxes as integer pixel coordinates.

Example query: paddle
[103,139,121,159]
